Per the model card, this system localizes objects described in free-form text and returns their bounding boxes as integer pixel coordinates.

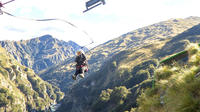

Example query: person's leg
[84,65,88,72]
[79,67,85,78]
[72,68,80,80]
[75,68,80,77]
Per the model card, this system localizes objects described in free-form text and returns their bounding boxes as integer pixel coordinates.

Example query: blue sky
[0,0,200,47]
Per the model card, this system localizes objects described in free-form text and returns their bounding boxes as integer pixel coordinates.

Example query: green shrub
[155,66,173,80]
[187,43,199,56]
[112,61,117,68]
[11,65,17,70]
[11,104,23,112]
[165,75,200,112]
[100,89,113,102]
[33,92,39,99]
[137,88,162,112]
[189,55,200,66]
[110,86,131,105]
[0,67,8,77]
[0,88,15,108]
[24,68,29,72]
[56,91,64,102]
[125,108,137,112]
[18,84,33,96]
[137,43,200,112]
[35,99,46,111]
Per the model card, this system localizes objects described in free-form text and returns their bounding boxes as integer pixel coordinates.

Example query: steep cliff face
[0,46,64,112]
[0,34,83,73]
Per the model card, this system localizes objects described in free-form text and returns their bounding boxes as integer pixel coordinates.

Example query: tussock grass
[137,43,200,112]
[188,43,200,66]
[137,87,164,112]
[155,66,174,80]
[186,43,200,55]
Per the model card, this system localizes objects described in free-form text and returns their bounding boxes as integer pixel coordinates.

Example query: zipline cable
[2,10,94,48]
[2,0,15,6]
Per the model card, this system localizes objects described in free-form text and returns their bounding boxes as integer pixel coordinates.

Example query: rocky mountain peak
[38,34,54,42]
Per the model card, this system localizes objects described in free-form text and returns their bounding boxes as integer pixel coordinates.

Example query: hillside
[0,46,64,111]
[57,22,200,111]
[39,16,200,91]
[57,45,160,112]
[136,43,200,112]
[157,22,200,57]
[0,34,83,73]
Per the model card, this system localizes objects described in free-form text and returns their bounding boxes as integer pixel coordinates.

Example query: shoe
[84,68,88,72]
[72,75,77,80]
[79,74,85,78]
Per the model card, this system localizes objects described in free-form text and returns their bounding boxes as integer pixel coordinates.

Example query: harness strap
[76,65,85,68]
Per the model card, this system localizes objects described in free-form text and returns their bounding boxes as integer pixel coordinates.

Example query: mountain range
[38,16,200,91]
[0,34,84,73]
[1,16,200,112]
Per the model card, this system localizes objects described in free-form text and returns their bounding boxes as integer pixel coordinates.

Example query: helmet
[76,49,84,56]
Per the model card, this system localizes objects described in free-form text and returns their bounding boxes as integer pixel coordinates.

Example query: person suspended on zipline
[72,49,88,80]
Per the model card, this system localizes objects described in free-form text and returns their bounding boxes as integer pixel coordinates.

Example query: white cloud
[1,0,200,47]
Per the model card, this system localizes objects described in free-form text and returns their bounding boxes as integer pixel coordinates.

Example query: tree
[110,86,131,105]
[0,88,15,111]
[100,89,113,102]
